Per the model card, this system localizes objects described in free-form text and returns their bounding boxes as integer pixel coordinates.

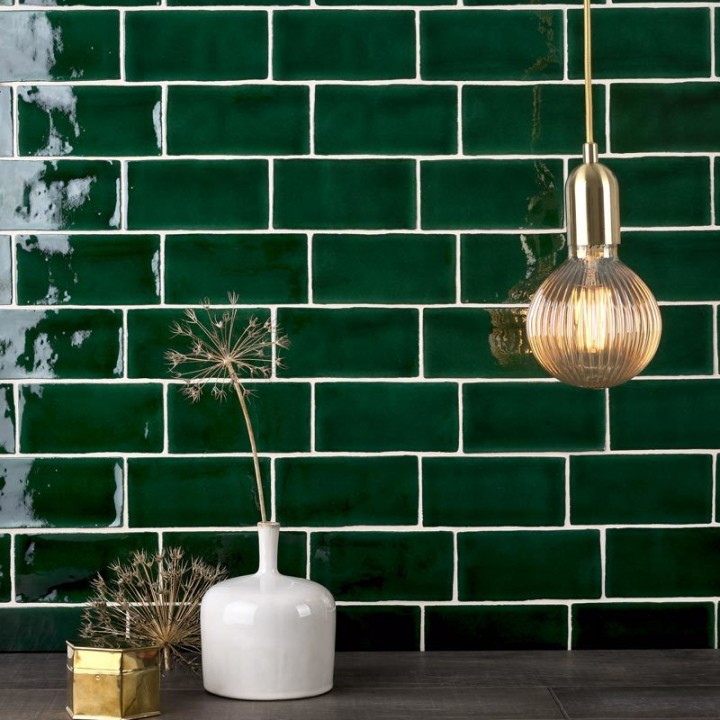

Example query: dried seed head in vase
[165,293,289,523]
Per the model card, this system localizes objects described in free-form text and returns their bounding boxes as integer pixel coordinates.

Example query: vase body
[201,522,336,700]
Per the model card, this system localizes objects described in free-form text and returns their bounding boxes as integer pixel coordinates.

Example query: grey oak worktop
[1,650,720,719]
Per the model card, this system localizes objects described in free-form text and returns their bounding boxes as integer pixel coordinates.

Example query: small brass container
[66,643,161,720]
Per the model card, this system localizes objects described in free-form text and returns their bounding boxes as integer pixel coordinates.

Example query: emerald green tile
[459,530,601,600]
[276,456,418,527]
[16,234,160,306]
[0,89,11,157]
[0,236,11,304]
[572,603,714,650]
[19,383,163,453]
[125,11,267,81]
[568,9,710,79]
[315,382,458,452]
[164,234,307,305]
[421,11,563,81]
[0,607,84,651]
[423,308,547,379]
[277,308,419,378]
[167,86,309,156]
[610,380,720,450]
[620,232,720,302]
[19,86,160,157]
[570,454,712,525]
[421,160,563,230]
[606,528,720,597]
[22,0,156,6]
[0,161,120,231]
[168,382,310,453]
[127,307,270,379]
[311,531,452,600]
[312,234,455,304]
[0,386,15,454]
[274,11,414,80]
[127,160,268,230]
[336,607,420,651]
[0,12,119,81]
[0,458,122,528]
[0,310,122,379]
[642,305,713,376]
[426,606,567,651]
[315,85,457,155]
[128,458,270,528]
[0,535,9,601]
[461,233,565,304]
[164,530,307,578]
[274,160,415,230]
[612,84,720,153]
[423,457,565,527]
[15,532,157,602]
[463,85,604,155]
[463,383,605,452]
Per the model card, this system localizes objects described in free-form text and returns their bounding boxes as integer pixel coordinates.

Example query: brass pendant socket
[566,142,621,257]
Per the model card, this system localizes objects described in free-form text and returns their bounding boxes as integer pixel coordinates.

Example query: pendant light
[525,0,662,389]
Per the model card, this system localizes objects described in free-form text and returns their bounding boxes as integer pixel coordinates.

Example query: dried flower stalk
[80,548,226,672]
[165,293,289,523]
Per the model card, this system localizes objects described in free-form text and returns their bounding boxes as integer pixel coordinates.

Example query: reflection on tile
[0,236,10,304]
[0,88,11,157]
[0,385,15,454]
[0,457,122,528]
[0,309,122,378]
[0,161,120,230]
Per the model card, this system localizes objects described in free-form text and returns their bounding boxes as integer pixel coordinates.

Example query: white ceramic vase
[201,522,336,700]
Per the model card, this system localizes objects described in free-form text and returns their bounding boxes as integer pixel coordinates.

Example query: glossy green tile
[311,531,453,601]
[164,234,307,305]
[458,530,601,600]
[610,380,720,450]
[274,160,415,230]
[606,528,720,597]
[0,386,15,454]
[0,161,120,231]
[127,308,270,379]
[16,234,160,306]
[421,160,563,230]
[168,382,310,453]
[421,11,563,81]
[127,161,268,230]
[568,9,710,79]
[642,305,713,376]
[570,454,712,526]
[0,12,119,81]
[167,86,308,156]
[0,458,122,528]
[336,607,420,651]
[463,85,604,155]
[164,530,307,578]
[0,89,11,157]
[19,383,163,453]
[315,85,457,155]
[277,308,419,378]
[572,603,714,650]
[423,308,546,379]
[620,232,720,302]
[463,383,605,452]
[128,458,270,528]
[315,382,458,452]
[19,86,160,157]
[0,534,9,601]
[125,11,267,81]
[0,236,11,304]
[0,310,122,379]
[276,456,418,527]
[274,11,415,80]
[423,457,565,527]
[425,606,567,651]
[15,532,157,602]
[0,607,84,651]
[312,234,455,304]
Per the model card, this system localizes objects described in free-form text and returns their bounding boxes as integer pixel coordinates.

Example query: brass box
[66,643,161,720]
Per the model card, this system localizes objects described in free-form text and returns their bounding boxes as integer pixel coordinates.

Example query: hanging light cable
[525,0,662,389]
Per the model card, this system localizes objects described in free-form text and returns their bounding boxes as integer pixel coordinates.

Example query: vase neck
[257,522,280,574]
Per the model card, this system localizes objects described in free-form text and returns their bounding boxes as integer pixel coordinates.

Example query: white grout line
[712,7,717,80]
[12,383,19,455]
[567,605,572,650]
[9,534,16,603]
[268,158,275,229]
[713,304,719,377]
[415,159,422,229]
[711,155,716,226]
[417,455,423,528]
[267,11,274,81]
[162,383,169,454]
[451,531,459,601]
[715,601,719,649]
[305,531,311,580]
[564,455,571,527]
[454,233,462,303]
[600,527,607,599]
[456,84,463,156]
[419,604,426,651]
[307,233,314,304]
[119,10,126,82]
[270,456,277,522]
[711,453,717,524]
[11,85,19,158]
[414,10,421,80]
[122,457,130,528]
[562,8,569,82]
[418,307,425,379]
[604,81,611,153]
[309,381,316,453]
[604,388,611,451]
[309,84,316,156]
[161,85,168,157]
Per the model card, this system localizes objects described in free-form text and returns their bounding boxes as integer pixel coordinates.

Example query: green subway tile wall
[0,0,717,654]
